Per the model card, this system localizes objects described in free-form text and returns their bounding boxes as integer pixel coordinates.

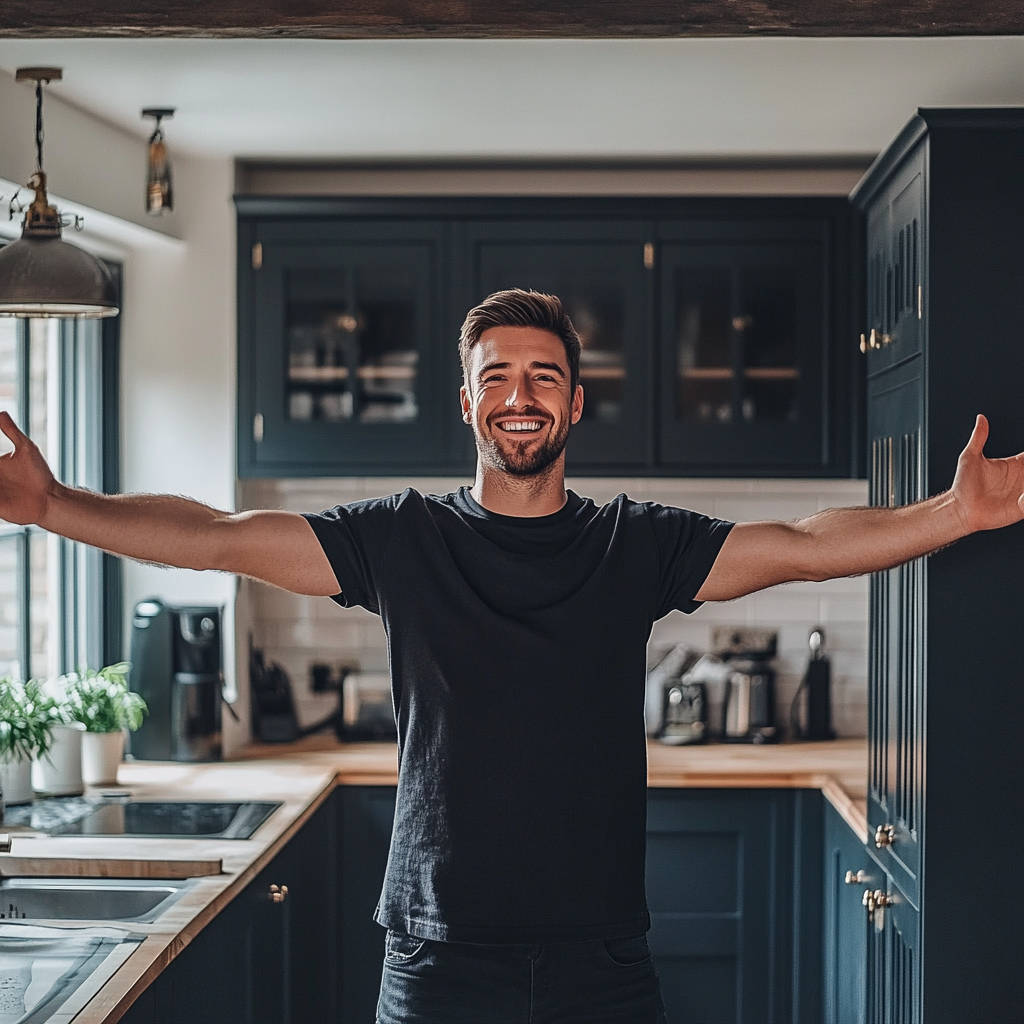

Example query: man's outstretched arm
[696,414,1024,602]
[0,412,340,597]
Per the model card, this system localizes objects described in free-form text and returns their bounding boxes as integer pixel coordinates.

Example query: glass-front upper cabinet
[460,220,651,469]
[242,221,446,474]
[659,231,827,471]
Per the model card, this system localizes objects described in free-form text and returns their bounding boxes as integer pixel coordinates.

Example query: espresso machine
[129,598,224,761]
[713,627,779,744]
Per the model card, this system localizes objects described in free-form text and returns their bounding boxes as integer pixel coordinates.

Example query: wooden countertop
[1,738,866,1023]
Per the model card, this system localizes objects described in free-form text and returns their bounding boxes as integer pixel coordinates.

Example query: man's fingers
[963,413,989,457]
[0,410,27,444]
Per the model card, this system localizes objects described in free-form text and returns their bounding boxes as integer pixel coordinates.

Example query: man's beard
[475,415,570,477]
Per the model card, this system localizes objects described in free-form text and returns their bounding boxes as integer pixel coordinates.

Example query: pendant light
[142,108,175,216]
[0,67,119,319]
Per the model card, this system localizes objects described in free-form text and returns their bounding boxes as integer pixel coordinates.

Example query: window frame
[0,259,122,679]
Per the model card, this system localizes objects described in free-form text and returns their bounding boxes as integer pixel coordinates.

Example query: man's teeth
[500,421,543,432]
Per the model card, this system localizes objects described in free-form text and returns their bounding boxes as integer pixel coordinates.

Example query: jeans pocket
[384,929,429,966]
[602,934,653,967]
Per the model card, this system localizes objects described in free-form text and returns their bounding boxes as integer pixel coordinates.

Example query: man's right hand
[0,411,341,597]
[0,411,57,527]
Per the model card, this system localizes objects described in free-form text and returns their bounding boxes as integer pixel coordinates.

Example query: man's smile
[495,418,546,433]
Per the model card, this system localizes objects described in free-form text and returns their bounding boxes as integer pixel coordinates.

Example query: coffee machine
[129,598,223,762]
[714,627,779,744]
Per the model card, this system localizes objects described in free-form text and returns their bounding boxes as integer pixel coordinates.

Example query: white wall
[118,154,242,751]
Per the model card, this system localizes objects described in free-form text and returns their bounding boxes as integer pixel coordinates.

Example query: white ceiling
[0,36,1023,160]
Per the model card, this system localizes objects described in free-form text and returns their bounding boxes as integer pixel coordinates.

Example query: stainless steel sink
[0,877,193,923]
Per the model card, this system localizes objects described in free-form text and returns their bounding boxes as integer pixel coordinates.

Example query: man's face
[461,326,584,477]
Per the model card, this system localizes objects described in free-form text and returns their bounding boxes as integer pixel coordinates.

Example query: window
[0,287,121,682]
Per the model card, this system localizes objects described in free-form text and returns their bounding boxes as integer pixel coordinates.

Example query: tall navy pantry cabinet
[852,108,1024,1023]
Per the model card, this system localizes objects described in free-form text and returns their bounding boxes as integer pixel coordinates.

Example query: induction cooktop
[4,798,281,839]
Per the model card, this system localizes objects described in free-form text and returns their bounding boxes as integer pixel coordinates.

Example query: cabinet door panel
[646,790,782,1024]
[864,150,924,374]
[865,875,920,1024]
[461,220,651,469]
[867,362,924,907]
[245,222,446,474]
[823,803,874,1024]
[659,240,825,470]
[340,786,397,1024]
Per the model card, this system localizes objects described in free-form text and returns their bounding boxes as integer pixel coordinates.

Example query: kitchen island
[0,739,865,1023]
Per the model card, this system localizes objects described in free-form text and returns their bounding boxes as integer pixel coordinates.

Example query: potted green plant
[0,676,61,805]
[62,663,147,786]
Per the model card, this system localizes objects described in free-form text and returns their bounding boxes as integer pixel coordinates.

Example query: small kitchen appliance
[715,627,779,744]
[659,680,708,745]
[129,599,223,762]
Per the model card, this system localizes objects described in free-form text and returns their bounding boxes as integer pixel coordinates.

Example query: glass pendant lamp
[0,67,119,319]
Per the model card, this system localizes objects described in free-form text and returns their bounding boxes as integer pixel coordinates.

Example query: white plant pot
[0,755,33,805]
[32,723,85,796]
[81,730,126,787]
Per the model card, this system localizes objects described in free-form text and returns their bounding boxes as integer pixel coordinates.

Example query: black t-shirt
[304,487,732,943]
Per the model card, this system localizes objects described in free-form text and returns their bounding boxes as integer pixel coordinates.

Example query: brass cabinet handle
[269,884,289,904]
[862,888,894,916]
[859,333,867,353]
[874,823,895,848]
[845,869,868,885]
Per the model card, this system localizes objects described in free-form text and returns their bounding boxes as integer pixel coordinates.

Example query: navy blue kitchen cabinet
[864,870,920,1024]
[338,785,398,1024]
[237,218,449,476]
[852,108,1024,1022]
[646,788,823,1024]
[118,792,338,1024]
[657,221,840,475]
[236,196,859,479]
[822,802,872,1024]
[865,360,924,910]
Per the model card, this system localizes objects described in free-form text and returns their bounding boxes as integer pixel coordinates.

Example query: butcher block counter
[0,738,866,1023]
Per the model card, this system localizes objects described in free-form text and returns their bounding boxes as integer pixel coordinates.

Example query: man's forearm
[787,491,965,581]
[40,483,237,571]
[698,492,968,602]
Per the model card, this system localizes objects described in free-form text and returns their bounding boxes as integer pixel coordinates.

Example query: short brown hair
[459,289,581,393]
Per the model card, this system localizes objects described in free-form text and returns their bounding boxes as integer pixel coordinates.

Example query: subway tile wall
[240,477,869,739]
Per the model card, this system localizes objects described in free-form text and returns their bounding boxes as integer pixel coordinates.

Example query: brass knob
[874,824,895,848]
[862,888,894,917]
[845,869,867,885]
[269,884,289,904]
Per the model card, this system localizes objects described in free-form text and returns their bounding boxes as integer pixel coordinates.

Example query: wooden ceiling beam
[2,0,1023,39]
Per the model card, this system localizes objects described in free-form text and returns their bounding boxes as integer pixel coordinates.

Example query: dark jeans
[376,929,669,1024]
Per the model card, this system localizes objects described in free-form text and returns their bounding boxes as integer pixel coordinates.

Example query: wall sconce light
[142,108,175,216]
[0,67,119,319]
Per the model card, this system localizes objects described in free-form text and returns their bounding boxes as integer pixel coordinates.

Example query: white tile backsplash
[240,476,869,738]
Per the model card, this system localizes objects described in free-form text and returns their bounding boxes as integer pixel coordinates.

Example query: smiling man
[1,288,1023,1024]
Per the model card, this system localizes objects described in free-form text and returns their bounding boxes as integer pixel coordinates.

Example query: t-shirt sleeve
[646,503,734,618]
[301,493,400,614]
